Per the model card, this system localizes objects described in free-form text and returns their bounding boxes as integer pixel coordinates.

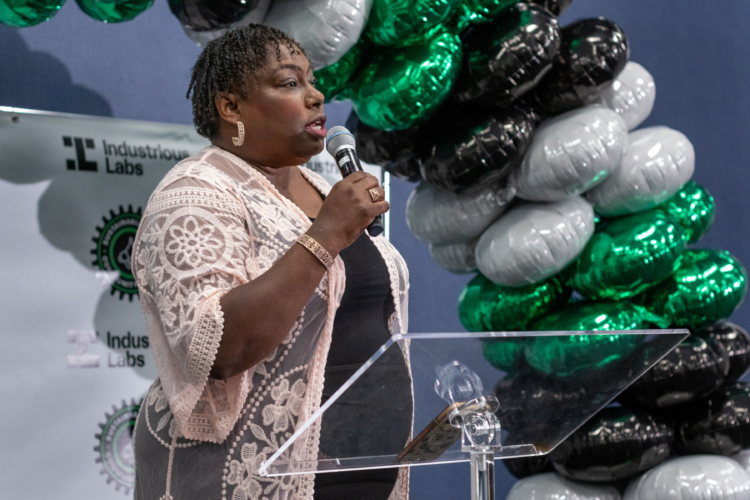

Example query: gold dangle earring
[232,121,245,147]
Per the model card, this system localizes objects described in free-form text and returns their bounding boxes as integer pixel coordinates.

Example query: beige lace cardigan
[131,146,410,500]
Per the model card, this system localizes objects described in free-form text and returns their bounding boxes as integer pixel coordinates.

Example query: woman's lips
[305,118,327,138]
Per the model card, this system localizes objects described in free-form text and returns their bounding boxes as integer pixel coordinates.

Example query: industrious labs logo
[94,399,141,495]
[91,206,142,300]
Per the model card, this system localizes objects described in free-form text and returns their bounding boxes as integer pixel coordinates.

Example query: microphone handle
[333,148,384,237]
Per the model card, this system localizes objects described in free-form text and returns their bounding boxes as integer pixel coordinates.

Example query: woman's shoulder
[152,146,238,192]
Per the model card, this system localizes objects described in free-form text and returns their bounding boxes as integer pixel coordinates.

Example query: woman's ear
[214,92,242,125]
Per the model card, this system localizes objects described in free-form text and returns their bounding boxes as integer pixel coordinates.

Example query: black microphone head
[326,126,356,156]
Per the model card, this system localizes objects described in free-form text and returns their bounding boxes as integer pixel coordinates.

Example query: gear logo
[94,399,141,495]
[91,205,142,300]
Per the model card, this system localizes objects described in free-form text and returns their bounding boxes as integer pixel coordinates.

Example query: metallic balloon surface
[351,30,463,131]
[618,335,729,409]
[731,449,750,475]
[502,455,554,480]
[454,0,514,27]
[482,337,528,373]
[511,106,628,201]
[529,0,572,16]
[675,382,750,456]
[178,0,270,46]
[406,181,513,245]
[420,103,536,193]
[460,273,571,332]
[265,0,372,70]
[476,196,594,286]
[315,42,363,102]
[168,0,259,31]
[0,0,65,27]
[365,0,459,47]
[507,472,621,500]
[698,321,750,383]
[570,210,686,301]
[550,406,672,482]
[429,240,477,274]
[354,119,424,181]
[641,249,747,330]
[624,455,750,500]
[587,61,655,131]
[587,126,696,217]
[652,180,715,245]
[534,17,629,116]
[528,303,668,377]
[453,3,561,107]
[75,0,153,22]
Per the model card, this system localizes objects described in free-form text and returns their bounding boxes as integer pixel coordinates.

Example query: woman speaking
[131,25,412,500]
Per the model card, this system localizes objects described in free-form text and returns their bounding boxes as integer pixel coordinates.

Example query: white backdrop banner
[0,107,383,499]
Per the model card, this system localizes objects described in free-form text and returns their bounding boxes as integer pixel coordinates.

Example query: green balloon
[571,210,686,301]
[455,0,516,28]
[314,43,362,103]
[75,0,152,22]
[459,273,571,332]
[0,0,65,27]
[641,249,748,330]
[351,29,463,131]
[652,180,715,245]
[527,301,670,377]
[365,0,460,47]
[482,337,528,372]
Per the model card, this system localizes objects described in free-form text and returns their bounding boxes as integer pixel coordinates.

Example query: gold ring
[369,188,380,203]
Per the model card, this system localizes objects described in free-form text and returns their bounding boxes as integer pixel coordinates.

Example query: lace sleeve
[133,173,254,442]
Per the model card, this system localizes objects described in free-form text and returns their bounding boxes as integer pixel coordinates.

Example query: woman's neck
[212,137,297,192]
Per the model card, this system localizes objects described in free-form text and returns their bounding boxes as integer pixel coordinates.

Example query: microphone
[326,126,384,237]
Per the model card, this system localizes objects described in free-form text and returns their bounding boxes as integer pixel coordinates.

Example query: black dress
[313,228,413,500]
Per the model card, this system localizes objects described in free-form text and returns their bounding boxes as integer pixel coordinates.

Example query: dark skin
[210,44,389,380]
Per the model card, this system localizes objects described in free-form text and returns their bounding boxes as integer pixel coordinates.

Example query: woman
[131,25,413,500]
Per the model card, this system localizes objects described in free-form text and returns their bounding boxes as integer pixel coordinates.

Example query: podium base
[470,451,495,500]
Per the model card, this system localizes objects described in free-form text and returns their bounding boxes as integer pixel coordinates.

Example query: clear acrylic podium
[259,330,689,500]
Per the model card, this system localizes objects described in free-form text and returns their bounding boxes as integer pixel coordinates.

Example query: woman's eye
[310,78,318,87]
[284,80,298,87]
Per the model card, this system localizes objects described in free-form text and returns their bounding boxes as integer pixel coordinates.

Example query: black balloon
[550,406,672,482]
[675,382,750,456]
[502,455,554,480]
[533,17,629,116]
[168,0,258,31]
[353,118,425,182]
[529,0,573,16]
[453,3,561,108]
[420,103,537,192]
[698,321,750,383]
[494,370,590,448]
[618,335,729,409]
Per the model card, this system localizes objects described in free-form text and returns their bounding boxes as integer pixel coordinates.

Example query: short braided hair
[186,24,305,138]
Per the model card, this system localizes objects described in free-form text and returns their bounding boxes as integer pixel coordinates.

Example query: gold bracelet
[296,233,334,270]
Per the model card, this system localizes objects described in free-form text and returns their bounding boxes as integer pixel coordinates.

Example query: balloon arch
[6,0,750,497]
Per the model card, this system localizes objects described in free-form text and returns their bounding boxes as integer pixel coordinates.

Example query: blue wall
[3,1,750,497]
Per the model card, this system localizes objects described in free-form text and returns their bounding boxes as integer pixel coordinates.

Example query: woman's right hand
[307,171,389,256]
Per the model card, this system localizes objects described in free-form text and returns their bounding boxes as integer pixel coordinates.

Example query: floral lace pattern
[132,147,411,500]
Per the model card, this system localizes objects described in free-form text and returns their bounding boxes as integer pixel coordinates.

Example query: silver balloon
[624,456,750,500]
[507,472,621,500]
[264,0,372,70]
[476,196,594,287]
[732,450,750,475]
[180,0,271,47]
[429,240,477,274]
[406,182,514,245]
[511,107,628,202]
[587,62,656,131]
[587,126,695,217]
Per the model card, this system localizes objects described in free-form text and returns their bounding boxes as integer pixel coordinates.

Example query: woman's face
[236,43,327,168]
